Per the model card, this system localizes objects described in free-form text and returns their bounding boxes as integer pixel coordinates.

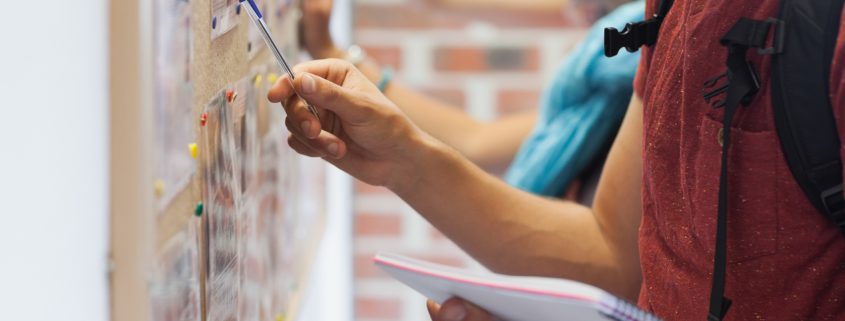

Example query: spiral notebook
[374,252,661,321]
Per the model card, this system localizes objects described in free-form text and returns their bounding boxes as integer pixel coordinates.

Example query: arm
[377,75,538,171]
[270,59,644,299]
[394,93,644,299]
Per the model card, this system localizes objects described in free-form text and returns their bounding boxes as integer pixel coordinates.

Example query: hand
[300,0,343,59]
[268,59,431,188]
[427,298,496,321]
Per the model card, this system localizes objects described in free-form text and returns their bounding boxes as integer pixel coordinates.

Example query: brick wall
[351,1,593,321]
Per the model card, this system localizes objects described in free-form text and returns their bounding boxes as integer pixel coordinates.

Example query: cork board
[139,0,328,320]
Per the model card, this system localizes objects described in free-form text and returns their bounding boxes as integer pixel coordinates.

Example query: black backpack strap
[706,0,845,320]
[604,0,675,57]
[706,14,785,321]
[771,0,845,233]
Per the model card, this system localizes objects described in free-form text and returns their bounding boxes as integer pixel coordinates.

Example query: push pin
[189,143,198,159]
[275,314,285,321]
[226,90,235,102]
[200,113,208,127]
[212,16,218,29]
[254,74,263,88]
[267,73,278,86]
[154,179,165,198]
[194,201,204,217]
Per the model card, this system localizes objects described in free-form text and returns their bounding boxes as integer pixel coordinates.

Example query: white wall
[0,1,110,321]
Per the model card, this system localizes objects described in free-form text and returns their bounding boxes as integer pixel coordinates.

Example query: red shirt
[635,0,845,320]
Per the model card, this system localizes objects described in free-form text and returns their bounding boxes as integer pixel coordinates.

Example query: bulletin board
[110,0,327,321]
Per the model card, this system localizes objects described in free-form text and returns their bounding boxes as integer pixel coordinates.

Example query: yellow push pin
[267,73,278,86]
[189,143,198,159]
[275,314,285,321]
[154,179,165,198]
[253,74,263,88]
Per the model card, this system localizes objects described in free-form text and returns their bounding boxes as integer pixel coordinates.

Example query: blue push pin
[212,16,218,29]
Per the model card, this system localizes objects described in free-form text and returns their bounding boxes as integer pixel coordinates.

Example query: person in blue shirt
[300,0,643,202]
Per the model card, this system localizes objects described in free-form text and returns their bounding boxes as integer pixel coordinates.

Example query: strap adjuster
[821,184,845,227]
[757,18,785,55]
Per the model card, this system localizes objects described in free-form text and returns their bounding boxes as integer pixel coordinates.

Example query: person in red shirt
[268,0,845,319]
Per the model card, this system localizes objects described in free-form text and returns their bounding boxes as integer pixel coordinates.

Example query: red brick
[497,89,541,116]
[355,213,402,236]
[362,45,403,70]
[355,254,389,278]
[355,4,575,29]
[433,46,539,72]
[421,88,466,108]
[356,297,403,320]
[355,4,463,29]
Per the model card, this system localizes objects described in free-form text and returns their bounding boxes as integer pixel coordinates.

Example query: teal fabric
[504,1,644,197]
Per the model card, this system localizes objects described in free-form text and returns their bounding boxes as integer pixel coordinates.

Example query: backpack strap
[707,1,845,320]
[771,0,845,233]
[706,18,777,321]
[604,0,675,57]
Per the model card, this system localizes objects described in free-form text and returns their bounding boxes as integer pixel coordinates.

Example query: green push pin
[194,201,204,217]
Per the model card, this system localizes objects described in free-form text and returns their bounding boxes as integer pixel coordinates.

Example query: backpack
[603,0,845,320]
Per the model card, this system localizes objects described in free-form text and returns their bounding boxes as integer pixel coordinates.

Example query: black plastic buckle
[604,19,660,57]
[821,184,845,227]
[740,61,761,106]
[757,18,785,55]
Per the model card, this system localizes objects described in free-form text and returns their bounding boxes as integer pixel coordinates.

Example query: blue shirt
[504,1,644,197]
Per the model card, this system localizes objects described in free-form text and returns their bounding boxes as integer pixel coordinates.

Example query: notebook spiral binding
[599,298,663,321]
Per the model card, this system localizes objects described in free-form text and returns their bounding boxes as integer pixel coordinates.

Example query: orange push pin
[226,90,235,102]
[189,143,198,159]
[200,113,208,127]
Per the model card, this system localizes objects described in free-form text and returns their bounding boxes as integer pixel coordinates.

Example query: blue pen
[240,0,320,120]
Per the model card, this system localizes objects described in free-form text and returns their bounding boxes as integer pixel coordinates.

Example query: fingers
[285,118,347,159]
[268,59,373,124]
[433,298,493,321]
[283,94,322,139]
[427,300,441,321]
[292,72,371,123]
[268,74,295,103]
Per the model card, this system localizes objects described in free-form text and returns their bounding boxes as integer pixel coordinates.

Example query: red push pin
[200,113,208,127]
[226,90,235,102]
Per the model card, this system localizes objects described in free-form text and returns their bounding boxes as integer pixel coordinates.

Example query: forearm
[391,135,637,299]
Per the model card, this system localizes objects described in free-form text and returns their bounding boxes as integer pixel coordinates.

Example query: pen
[240,0,321,120]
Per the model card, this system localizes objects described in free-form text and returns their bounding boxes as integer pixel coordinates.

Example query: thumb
[294,72,369,123]
[435,298,494,321]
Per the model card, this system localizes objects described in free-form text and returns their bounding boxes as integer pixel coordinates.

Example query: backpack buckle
[757,18,785,55]
[821,184,845,227]
[604,19,661,57]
